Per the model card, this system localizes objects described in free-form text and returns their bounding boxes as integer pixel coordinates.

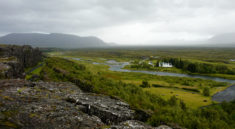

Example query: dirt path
[26,63,44,75]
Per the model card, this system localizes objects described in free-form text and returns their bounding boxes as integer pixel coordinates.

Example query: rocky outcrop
[107,120,172,129]
[0,57,23,79]
[0,79,170,129]
[1,45,42,68]
[0,80,104,128]
[0,45,42,79]
[66,94,135,125]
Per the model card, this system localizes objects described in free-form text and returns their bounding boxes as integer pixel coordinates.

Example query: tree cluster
[159,58,235,74]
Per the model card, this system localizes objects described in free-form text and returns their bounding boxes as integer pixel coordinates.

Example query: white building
[159,62,173,68]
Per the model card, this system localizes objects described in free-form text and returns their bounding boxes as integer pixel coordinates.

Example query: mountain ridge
[207,32,235,47]
[0,33,107,48]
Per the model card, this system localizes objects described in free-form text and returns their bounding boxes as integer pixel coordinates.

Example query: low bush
[182,88,200,93]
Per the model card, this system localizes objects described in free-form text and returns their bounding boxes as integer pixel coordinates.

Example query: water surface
[212,85,235,102]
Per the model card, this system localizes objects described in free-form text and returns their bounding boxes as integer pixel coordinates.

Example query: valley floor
[46,54,231,109]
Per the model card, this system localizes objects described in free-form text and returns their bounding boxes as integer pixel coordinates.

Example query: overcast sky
[1,0,235,45]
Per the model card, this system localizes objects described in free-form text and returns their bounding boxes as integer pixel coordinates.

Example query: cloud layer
[1,0,235,45]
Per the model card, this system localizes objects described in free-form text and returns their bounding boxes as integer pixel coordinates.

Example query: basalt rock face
[0,45,42,79]
[0,79,170,129]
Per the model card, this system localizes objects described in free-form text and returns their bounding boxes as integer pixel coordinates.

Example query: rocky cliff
[0,45,42,79]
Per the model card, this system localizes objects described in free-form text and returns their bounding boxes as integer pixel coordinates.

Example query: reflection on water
[72,58,81,61]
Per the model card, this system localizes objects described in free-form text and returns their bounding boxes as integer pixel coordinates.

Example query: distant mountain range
[0,32,235,48]
[0,33,107,48]
[207,33,235,47]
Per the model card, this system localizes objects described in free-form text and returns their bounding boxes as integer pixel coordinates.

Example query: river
[71,58,235,83]
[212,85,235,102]
[105,60,235,83]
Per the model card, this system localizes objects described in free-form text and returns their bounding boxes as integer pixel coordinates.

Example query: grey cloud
[0,0,235,44]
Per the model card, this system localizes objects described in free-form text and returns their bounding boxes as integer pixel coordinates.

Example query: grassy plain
[60,47,235,60]
[47,48,235,106]
[46,51,232,109]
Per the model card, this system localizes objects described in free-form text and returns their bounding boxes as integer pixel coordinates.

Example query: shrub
[168,96,178,106]
[203,87,210,96]
[180,100,187,111]
[152,84,164,88]
[140,80,151,88]
[182,88,200,93]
